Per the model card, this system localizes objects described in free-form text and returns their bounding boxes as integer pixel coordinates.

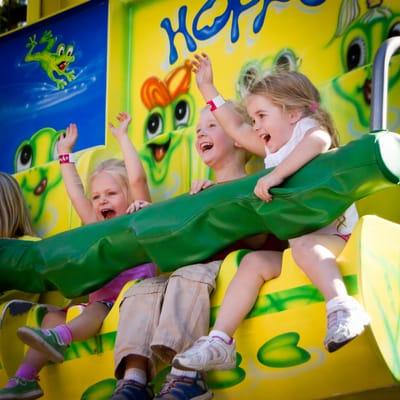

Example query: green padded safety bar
[1,132,399,298]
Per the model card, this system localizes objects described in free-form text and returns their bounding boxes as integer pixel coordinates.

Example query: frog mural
[236,48,301,98]
[24,30,76,90]
[14,127,67,237]
[139,61,209,201]
[324,0,400,143]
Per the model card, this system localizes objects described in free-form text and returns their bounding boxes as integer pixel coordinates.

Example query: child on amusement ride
[0,113,156,400]
[109,105,286,400]
[172,54,370,373]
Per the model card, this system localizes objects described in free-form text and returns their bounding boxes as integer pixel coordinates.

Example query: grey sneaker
[155,373,212,400]
[324,298,371,352]
[0,377,43,400]
[172,336,236,371]
[17,326,67,363]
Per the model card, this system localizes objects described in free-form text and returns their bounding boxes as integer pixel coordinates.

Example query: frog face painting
[14,128,64,236]
[139,61,209,201]
[25,30,76,90]
[330,0,400,140]
[236,49,301,98]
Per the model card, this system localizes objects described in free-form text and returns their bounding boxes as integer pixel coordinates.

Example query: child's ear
[289,109,303,124]
[234,141,243,149]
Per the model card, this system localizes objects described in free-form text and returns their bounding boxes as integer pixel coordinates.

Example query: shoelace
[8,376,37,387]
[114,380,142,394]
[159,375,194,395]
[159,377,179,395]
[327,309,353,335]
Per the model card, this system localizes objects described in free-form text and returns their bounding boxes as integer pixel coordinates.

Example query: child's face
[195,108,236,167]
[246,94,299,153]
[90,172,129,220]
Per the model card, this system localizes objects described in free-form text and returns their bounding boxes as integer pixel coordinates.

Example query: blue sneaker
[155,373,212,400]
[110,380,154,400]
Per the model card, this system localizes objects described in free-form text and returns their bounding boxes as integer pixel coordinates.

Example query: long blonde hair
[0,172,36,238]
[247,71,339,147]
[88,159,132,203]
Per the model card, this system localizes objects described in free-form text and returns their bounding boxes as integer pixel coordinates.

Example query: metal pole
[371,37,400,132]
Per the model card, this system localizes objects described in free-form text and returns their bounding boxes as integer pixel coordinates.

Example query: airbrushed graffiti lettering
[161,0,326,64]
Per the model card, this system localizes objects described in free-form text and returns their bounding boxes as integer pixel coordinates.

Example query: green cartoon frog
[25,30,76,90]
[14,127,65,236]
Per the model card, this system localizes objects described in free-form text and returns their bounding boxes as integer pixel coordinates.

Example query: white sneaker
[324,297,371,352]
[172,335,236,371]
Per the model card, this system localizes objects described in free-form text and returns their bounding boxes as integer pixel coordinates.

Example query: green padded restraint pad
[0,132,399,298]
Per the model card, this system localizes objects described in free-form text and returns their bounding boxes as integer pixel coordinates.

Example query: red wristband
[59,153,75,164]
[206,95,225,111]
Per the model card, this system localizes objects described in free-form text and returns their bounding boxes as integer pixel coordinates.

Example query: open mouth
[57,61,68,71]
[261,133,271,145]
[34,178,48,196]
[363,79,371,105]
[148,138,171,162]
[200,141,214,153]
[101,209,116,219]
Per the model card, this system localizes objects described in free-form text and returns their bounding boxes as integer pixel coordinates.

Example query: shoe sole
[172,357,236,372]
[325,313,371,353]
[17,327,64,363]
[0,389,43,400]
[188,392,213,400]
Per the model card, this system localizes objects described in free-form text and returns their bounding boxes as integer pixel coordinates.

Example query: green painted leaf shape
[80,378,116,400]
[207,352,246,389]
[257,332,311,368]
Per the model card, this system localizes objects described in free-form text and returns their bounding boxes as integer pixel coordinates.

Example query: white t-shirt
[264,117,359,236]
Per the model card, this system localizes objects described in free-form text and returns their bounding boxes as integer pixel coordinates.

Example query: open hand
[109,112,132,141]
[58,123,78,154]
[192,53,214,89]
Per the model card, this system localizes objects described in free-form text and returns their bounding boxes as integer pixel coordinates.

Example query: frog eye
[66,45,74,57]
[146,112,163,139]
[274,50,299,72]
[174,100,190,128]
[346,37,366,71]
[388,21,400,38]
[15,143,33,172]
[57,44,65,56]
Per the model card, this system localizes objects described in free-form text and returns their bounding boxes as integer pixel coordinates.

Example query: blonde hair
[88,158,132,203]
[0,172,36,238]
[247,71,339,147]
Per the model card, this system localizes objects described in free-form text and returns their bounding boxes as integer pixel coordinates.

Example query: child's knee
[169,261,220,288]
[290,235,317,262]
[41,309,66,328]
[240,252,281,280]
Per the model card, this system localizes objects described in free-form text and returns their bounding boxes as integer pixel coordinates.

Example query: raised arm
[109,112,151,202]
[254,128,331,201]
[192,53,265,157]
[57,124,96,224]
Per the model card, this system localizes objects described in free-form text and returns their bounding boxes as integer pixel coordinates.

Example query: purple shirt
[88,263,157,303]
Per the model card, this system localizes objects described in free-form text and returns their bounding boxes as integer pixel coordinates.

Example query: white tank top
[264,117,358,236]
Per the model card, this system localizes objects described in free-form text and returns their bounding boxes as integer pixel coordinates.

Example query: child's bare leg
[67,302,109,341]
[0,309,66,396]
[214,251,282,336]
[173,251,282,371]
[289,233,347,300]
[17,302,109,364]
[22,309,67,369]
[290,233,370,352]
